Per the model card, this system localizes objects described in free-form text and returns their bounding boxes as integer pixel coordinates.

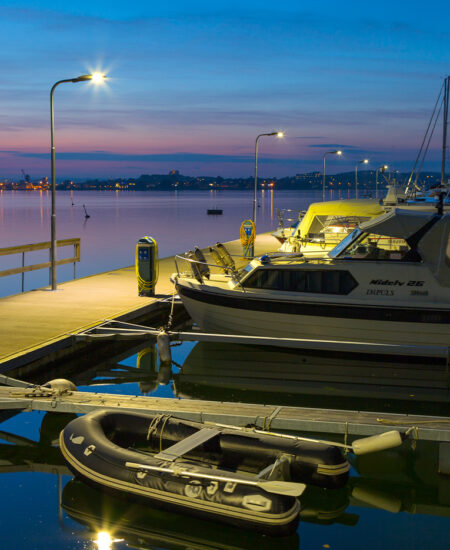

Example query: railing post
[73,243,76,279]
[22,252,25,292]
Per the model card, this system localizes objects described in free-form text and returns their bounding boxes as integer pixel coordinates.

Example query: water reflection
[173,342,449,416]
[0,412,449,549]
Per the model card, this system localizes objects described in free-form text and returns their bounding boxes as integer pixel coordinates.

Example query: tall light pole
[375,164,389,199]
[50,72,106,290]
[355,159,369,199]
[322,150,342,201]
[253,131,284,225]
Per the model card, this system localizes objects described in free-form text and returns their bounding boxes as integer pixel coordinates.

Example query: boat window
[242,268,357,294]
[329,228,362,258]
[308,215,370,243]
[235,263,254,282]
[336,232,412,261]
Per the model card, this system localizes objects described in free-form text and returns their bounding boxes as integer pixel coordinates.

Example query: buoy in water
[352,431,403,455]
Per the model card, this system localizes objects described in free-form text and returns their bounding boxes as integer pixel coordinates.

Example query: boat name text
[369,280,424,287]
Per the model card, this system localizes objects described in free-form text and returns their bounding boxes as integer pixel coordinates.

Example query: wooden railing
[0,238,80,292]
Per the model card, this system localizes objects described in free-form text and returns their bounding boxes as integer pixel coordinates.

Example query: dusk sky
[1,1,449,180]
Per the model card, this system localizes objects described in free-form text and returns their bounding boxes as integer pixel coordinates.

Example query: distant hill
[5,170,443,191]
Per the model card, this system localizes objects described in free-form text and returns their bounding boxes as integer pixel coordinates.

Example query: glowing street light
[322,150,342,201]
[49,72,106,290]
[376,164,389,199]
[355,158,369,199]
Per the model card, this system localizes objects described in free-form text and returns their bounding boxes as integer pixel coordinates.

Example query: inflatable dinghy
[60,410,349,534]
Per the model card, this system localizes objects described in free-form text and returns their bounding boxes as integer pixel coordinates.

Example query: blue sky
[0,1,449,179]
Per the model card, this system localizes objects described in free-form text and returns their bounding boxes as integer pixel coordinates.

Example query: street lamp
[253,131,284,224]
[355,158,369,199]
[50,72,106,290]
[375,164,389,199]
[322,150,342,201]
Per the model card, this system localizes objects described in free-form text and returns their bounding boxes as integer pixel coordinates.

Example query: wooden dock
[0,233,280,375]
[0,384,449,443]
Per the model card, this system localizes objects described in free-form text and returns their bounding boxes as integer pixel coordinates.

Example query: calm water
[0,189,449,549]
[0,188,336,297]
[0,338,448,550]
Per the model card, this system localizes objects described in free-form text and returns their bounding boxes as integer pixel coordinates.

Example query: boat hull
[177,283,450,348]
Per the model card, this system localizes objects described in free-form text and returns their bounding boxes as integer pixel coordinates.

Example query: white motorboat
[173,208,449,350]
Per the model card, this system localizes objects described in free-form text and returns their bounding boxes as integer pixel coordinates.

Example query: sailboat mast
[441,76,449,186]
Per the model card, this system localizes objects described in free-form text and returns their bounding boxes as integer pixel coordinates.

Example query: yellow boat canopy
[295,199,385,239]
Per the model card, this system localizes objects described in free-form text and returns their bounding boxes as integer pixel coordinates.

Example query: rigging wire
[406,81,444,196]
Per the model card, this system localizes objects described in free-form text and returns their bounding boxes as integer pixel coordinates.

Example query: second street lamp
[322,150,342,201]
[50,72,106,290]
[376,164,389,199]
[253,131,284,225]
[355,158,369,199]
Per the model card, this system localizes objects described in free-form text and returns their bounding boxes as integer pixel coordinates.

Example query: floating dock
[0,234,279,376]
[0,384,449,443]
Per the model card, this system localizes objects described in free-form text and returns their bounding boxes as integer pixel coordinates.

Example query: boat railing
[174,253,244,285]
[276,208,306,229]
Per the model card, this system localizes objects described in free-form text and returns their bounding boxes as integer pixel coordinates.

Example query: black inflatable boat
[60,410,349,534]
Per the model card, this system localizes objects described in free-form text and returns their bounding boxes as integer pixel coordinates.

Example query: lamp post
[50,72,106,290]
[375,164,389,199]
[253,131,284,225]
[322,150,342,201]
[355,159,369,199]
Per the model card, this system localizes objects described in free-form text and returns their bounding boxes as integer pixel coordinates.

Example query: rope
[163,291,177,331]
[343,422,349,455]
[146,413,173,451]
[135,237,159,292]
[261,406,282,431]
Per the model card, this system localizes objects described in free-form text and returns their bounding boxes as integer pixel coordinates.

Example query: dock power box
[136,237,158,296]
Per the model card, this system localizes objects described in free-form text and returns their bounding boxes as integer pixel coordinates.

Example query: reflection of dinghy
[62,479,300,550]
[60,410,349,534]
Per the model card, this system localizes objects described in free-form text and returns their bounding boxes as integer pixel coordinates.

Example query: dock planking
[0,233,280,373]
[0,384,449,442]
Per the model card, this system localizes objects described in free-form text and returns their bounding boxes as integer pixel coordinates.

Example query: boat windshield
[236,263,254,281]
[330,229,413,261]
[328,228,362,258]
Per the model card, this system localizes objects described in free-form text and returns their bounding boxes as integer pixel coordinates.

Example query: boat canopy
[295,199,385,238]
[418,214,450,287]
[358,208,436,240]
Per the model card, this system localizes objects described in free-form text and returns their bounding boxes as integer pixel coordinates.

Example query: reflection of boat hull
[174,342,449,413]
[60,410,347,534]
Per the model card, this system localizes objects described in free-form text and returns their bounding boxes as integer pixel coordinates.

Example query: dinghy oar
[125,462,306,497]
